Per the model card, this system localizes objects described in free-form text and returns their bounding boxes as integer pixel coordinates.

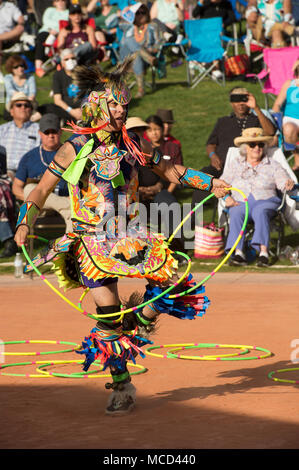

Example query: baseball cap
[69,3,82,14]
[39,113,60,133]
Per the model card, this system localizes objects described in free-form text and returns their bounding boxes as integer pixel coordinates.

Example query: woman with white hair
[221,127,294,267]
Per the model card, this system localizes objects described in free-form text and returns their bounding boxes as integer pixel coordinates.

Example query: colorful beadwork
[16,201,40,229]
[48,159,67,179]
[180,168,213,191]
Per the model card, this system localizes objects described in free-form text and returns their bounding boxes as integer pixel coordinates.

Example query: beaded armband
[179,168,213,192]
[147,148,162,168]
[16,201,40,230]
[48,159,67,179]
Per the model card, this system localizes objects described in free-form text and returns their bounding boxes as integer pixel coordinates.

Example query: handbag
[224,54,250,78]
[194,222,224,259]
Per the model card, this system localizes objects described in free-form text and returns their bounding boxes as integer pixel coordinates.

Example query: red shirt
[143,132,182,151]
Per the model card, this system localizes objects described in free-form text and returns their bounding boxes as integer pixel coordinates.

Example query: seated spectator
[221,127,295,267]
[0,146,18,258]
[86,0,119,51]
[3,54,37,121]
[192,87,276,209]
[137,114,185,259]
[32,0,53,27]
[156,108,182,149]
[34,0,69,78]
[272,61,299,170]
[0,0,25,64]
[192,0,236,27]
[12,113,72,232]
[246,0,295,48]
[57,3,99,65]
[0,91,40,180]
[46,48,81,123]
[192,0,236,79]
[119,3,163,98]
[150,0,184,42]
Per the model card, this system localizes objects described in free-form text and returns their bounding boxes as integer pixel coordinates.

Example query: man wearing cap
[192,87,276,208]
[0,91,40,179]
[156,108,182,149]
[12,113,72,232]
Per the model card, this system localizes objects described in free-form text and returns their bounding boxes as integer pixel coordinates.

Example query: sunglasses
[44,129,59,135]
[14,102,32,109]
[247,142,265,149]
[13,64,25,69]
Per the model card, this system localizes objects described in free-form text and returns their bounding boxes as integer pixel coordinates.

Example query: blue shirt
[15,145,68,196]
[4,74,36,105]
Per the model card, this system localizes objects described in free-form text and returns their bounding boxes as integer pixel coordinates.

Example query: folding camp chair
[184,18,229,88]
[247,46,299,108]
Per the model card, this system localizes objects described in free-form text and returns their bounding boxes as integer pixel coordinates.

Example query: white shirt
[0,2,22,35]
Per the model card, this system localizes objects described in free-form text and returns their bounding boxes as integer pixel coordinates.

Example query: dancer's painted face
[105,99,128,132]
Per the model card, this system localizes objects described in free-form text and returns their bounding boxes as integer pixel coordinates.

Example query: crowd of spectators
[0,0,298,265]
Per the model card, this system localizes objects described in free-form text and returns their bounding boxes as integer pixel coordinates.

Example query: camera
[230,94,249,103]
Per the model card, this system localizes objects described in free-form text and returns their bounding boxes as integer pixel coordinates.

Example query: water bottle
[14,253,23,278]
[290,249,299,265]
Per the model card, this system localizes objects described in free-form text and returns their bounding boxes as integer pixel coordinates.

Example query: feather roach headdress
[64,55,148,165]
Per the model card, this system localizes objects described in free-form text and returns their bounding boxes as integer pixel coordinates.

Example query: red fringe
[122,125,148,166]
[62,120,108,135]
[61,121,150,167]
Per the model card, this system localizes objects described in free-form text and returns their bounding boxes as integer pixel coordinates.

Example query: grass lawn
[0,55,298,274]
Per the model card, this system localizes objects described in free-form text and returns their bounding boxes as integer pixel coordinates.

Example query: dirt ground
[1,271,299,452]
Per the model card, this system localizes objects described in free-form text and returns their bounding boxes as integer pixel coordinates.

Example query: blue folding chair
[184,18,227,88]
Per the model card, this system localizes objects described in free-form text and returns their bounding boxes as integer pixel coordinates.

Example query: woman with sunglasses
[221,127,295,267]
[4,54,36,121]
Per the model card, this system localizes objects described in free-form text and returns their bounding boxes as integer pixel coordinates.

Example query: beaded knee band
[105,365,131,389]
[96,304,122,328]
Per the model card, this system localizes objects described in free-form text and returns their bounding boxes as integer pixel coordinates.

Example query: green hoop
[166,344,250,360]
[36,360,148,378]
[146,343,273,361]
[0,359,147,378]
[2,339,80,356]
[268,368,299,384]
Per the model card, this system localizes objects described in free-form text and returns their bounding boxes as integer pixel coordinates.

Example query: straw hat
[9,91,31,110]
[126,116,149,130]
[234,128,273,147]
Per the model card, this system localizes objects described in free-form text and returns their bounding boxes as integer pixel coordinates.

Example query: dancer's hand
[211,178,229,198]
[14,225,29,247]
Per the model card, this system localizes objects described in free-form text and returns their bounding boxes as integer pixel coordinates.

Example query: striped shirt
[0,120,40,171]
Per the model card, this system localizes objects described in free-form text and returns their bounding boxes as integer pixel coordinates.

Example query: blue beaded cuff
[179,168,213,191]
